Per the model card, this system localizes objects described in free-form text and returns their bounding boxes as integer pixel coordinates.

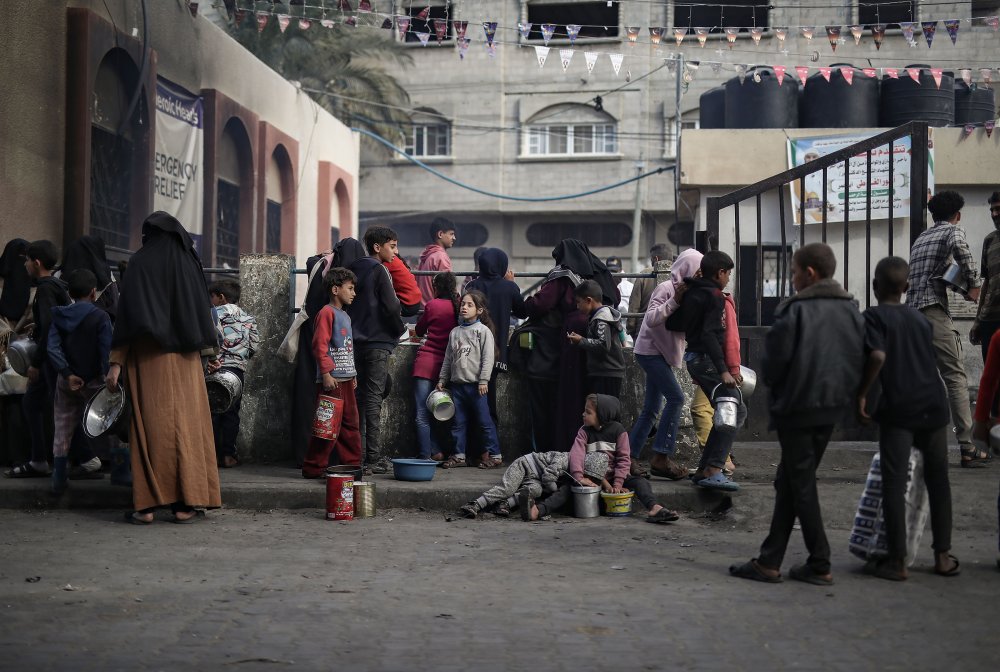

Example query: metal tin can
[325,474,354,520]
[353,481,376,518]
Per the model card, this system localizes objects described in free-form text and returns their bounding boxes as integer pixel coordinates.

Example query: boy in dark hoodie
[467,248,528,422]
[46,269,113,494]
[667,250,745,492]
[730,243,864,587]
[5,241,72,479]
[568,280,626,398]
[345,226,405,474]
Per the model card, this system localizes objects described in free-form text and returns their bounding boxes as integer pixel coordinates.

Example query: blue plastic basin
[391,458,438,482]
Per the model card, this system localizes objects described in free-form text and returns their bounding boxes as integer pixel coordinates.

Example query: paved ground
[1,507,997,671]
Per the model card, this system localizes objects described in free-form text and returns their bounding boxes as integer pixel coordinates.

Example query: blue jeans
[450,382,500,459]
[628,354,684,458]
[685,352,746,471]
[413,377,440,459]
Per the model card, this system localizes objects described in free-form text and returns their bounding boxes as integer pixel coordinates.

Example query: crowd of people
[2,192,1000,575]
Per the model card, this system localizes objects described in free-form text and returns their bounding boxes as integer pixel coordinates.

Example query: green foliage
[228,12,413,153]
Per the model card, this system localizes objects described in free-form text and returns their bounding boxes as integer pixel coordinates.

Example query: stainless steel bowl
[738,365,758,398]
[82,384,130,440]
[206,369,243,414]
[6,339,37,376]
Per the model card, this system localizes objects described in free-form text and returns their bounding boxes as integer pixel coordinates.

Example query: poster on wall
[154,77,204,250]
[786,130,935,225]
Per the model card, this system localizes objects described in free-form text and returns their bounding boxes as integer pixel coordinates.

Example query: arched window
[523,104,617,156]
[215,118,252,268]
[404,108,451,157]
[90,48,146,249]
[265,145,293,253]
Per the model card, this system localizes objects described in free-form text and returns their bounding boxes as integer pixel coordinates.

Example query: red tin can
[325,474,354,521]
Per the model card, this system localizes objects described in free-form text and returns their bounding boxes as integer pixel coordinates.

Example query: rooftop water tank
[724,67,799,129]
[879,64,955,127]
[955,82,996,125]
[699,86,726,129]
[800,64,879,128]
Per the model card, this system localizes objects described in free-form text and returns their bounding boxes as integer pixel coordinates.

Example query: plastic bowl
[391,458,438,482]
[600,491,634,517]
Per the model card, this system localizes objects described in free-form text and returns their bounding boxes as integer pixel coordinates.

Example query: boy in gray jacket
[568,279,626,398]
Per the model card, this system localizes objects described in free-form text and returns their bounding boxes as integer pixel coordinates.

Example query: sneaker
[369,458,390,475]
[457,503,479,519]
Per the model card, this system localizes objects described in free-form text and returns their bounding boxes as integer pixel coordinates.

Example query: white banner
[154,78,204,251]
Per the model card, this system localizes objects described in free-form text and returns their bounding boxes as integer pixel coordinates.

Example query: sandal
[864,558,907,582]
[478,457,503,469]
[960,445,991,468]
[789,563,833,586]
[457,503,479,519]
[729,559,782,583]
[646,507,680,524]
[440,455,466,469]
[491,501,511,518]
[4,462,50,478]
[172,510,206,525]
[934,554,961,577]
[124,511,154,525]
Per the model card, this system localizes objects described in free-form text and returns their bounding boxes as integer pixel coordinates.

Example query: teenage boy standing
[417,217,456,306]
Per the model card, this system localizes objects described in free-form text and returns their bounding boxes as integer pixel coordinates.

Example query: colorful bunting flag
[359,0,372,11]
[800,26,815,41]
[626,26,640,44]
[585,51,598,73]
[454,21,467,40]
[862,68,876,78]
[819,67,831,82]
[433,18,447,44]
[696,28,708,47]
[518,22,531,40]
[885,68,899,79]
[416,31,430,46]
[773,65,786,86]
[962,124,975,139]
[988,16,1000,31]
[750,27,763,46]
[900,22,917,44]
[380,18,392,29]
[337,0,352,10]
[849,25,862,45]
[559,49,574,71]
[299,19,311,30]
[323,19,337,29]
[840,67,854,85]
[872,24,885,50]
[981,68,994,84]
[922,21,937,48]
[960,68,972,86]
[673,27,687,46]
[458,37,470,59]
[649,27,664,46]
[344,16,357,27]
[774,27,788,49]
[416,6,430,21]
[930,68,943,88]
[725,27,739,49]
[277,14,290,33]
[907,67,922,84]
[609,53,623,76]
[987,120,995,138]
[825,26,841,52]
[256,11,268,32]
[534,45,549,68]
[796,66,809,86]
[483,21,497,47]
[567,24,582,43]
[396,16,410,40]
[541,23,555,45]
[944,19,960,45]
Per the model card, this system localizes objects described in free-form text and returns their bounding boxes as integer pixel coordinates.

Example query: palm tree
[227,6,413,153]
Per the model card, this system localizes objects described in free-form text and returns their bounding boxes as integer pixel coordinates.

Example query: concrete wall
[0,1,359,266]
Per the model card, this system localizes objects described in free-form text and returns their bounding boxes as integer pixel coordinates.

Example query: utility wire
[351,127,673,201]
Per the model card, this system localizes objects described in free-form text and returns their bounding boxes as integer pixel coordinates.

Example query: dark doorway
[266,200,282,254]
[738,245,791,326]
[216,179,240,267]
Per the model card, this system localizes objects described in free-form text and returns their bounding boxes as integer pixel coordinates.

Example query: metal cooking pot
[6,339,37,376]
[939,262,969,295]
[82,384,130,441]
[738,365,757,398]
[205,369,243,415]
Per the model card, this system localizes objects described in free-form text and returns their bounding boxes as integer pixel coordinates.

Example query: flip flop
[729,559,782,583]
[646,508,680,524]
[697,472,740,492]
[5,462,50,478]
[934,555,961,577]
[789,563,833,586]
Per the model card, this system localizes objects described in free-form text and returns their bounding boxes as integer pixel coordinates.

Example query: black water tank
[879,64,955,127]
[955,82,996,124]
[699,86,726,129]
[800,64,879,128]
[724,67,799,129]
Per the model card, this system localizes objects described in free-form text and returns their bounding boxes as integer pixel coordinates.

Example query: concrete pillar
[236,254,296,463]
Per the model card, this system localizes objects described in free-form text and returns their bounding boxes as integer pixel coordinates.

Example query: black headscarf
[583,393,626,444]
[61,235,112,288]
[551,239,617,305]
[111,212,217,352]
[0,239,30,323]
[473,247,508,295]
[303,238,367,319]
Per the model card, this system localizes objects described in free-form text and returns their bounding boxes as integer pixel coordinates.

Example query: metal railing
[706,121,930,326]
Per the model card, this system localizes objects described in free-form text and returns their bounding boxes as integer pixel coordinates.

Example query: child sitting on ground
[567,280,626,398]
[437,290,502,469]
[856,256,958,580]
[47,269,113,494]
[208,279,260,468]
[520,394,679,523]
[456,450,606,519]
[301,268,363,479]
